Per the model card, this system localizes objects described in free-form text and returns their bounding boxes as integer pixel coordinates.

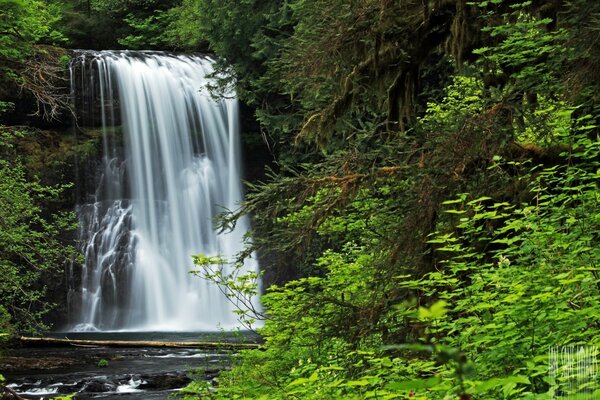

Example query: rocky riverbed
[1,332,259,399]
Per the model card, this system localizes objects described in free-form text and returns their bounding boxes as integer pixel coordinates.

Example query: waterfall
[68,51,259,332]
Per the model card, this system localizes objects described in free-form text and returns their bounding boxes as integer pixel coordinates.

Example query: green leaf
[444,209,466,214]
[386,376,441,391]
[418,300,448,320]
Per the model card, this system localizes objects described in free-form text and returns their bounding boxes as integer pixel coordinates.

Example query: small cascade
[68,51,259,331]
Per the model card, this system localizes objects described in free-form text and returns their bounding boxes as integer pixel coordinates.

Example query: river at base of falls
[2,332,260,399]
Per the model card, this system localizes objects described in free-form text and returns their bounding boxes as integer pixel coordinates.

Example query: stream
[2,332,259,399]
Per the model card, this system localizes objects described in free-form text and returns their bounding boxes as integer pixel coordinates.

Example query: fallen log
[20,336,261,350]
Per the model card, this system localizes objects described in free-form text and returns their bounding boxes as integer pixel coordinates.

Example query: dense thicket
[0,130,77,336]
[0,0,77,344]
[177,0,600,398]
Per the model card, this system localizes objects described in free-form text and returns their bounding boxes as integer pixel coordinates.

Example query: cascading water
[68,51,259,331]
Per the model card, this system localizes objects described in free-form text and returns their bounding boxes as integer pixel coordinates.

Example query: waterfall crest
[69,51,258,331]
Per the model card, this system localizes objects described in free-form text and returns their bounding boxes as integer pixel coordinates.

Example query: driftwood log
[20,336,261,350]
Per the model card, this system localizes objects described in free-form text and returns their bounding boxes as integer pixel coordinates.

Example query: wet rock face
[138,373,192,390]
[68,198,135,329]
[70,54,122,129]
[84,377,118,392]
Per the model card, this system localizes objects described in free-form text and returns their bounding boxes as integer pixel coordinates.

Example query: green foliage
[192,253,263,330]
[97,358,109,367]
[0,128,78,336]
[421,132,600,397]
[0,0,70,121]
[195,129,599,399]
[163,0,207,50]
[0,0,65,61]
[60,0,181,50]
[118,8,178,49]
[186,1,600,398]
[53,395,75,400]
[474,5,570,93]
[419,75,487,133]
[0,305,13,345]
[0,101,14,116]
[0,0,65,96]
[0,0,65,64]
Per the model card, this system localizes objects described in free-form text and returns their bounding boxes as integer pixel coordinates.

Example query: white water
[69,51,259,331]
[116,377,144,393]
